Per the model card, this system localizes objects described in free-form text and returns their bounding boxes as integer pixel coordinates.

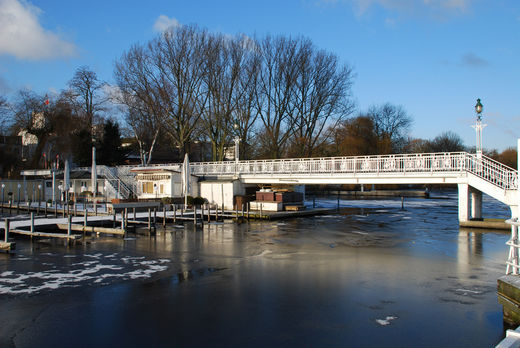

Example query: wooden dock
[10,229,82,240]
[0,241,15,252]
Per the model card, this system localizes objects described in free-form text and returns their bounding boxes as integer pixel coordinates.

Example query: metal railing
[189,152,518,190]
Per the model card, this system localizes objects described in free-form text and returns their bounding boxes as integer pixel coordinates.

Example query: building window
[142,182,154,194]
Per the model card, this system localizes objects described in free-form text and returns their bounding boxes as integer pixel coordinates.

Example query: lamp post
[17,184,21,204]
[233,123,240,164]
[472,98,486,158]
[1,183,4,213]
[58,184,63,207]
[37,184,42,213]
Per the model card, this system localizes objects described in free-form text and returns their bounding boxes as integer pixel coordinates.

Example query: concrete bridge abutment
[458,184,483,222]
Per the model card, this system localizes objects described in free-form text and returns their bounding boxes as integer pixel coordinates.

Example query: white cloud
[0,0,77,60]
[153,15,181,32]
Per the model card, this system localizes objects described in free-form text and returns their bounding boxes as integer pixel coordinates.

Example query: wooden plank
[56,224,125,235]
[10,229,82,240]
[0,241,15,251]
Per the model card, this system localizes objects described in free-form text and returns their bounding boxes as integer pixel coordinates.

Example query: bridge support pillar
[470,188,482,220]
[458,183,470,222]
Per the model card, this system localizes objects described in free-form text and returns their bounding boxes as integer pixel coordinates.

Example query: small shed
[131,167,198,200]
[199,180,245,210]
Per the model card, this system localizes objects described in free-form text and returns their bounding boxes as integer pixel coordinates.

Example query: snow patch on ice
[375,316,398,326]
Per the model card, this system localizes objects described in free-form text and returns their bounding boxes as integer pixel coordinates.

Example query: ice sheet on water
[0,253,172,295]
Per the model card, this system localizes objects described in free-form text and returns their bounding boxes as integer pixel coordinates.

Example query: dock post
[148,208,151,232]
[207,204,211,223]
[180,205,184,218]
[337,192,340,211]
[260,203,263,218]
[30,212,35,233]
[16,202,19,214]
[235,205,238,221]
[401,196,404,209]
[94,202,97,216]
[84,211,88,228]
[74,203,77,216]
[37,200,40,215]
[67,215,72,236]
[4,218,10,242]
[67,202,70,217]
[193,205,197,224]
[162,205,166,228]
[154,208,157,227]
[113,211,116,228]
[247,202,250,220]
[201,204,205,223]
[313,197,316,208]
[242,204,245,219]
[44,202,48,217]
[173,204,177,223]
[54,203,57,217]
[133,207,136,220]
[215,204,219,221]
[121,209,125,230]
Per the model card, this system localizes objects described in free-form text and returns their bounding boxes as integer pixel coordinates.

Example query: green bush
[161,197,175,205]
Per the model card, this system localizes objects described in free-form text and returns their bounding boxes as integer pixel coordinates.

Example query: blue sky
[0,0,519,151]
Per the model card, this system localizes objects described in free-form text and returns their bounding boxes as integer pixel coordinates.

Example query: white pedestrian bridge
[189,151,518,221]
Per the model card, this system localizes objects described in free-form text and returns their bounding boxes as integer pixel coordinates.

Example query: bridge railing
[190,152,518,190]
[464,153,517,190]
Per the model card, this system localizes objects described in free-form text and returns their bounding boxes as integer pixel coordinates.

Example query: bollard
[4,218,10,242]
[163,205,166,228]
[30,212,35,233]
[67,215,72,236]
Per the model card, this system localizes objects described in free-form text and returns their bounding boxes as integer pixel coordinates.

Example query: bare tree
[366,103,413,154]
[255,35,300,158]
[67,66,106,140]
[154,25,209,155]
[289,41,354,157]
[114,44,164,165]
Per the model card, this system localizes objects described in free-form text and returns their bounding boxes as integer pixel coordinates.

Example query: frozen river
[0,190,513,347]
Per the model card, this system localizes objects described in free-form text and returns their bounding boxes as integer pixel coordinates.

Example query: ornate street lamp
[472,98,486,158]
